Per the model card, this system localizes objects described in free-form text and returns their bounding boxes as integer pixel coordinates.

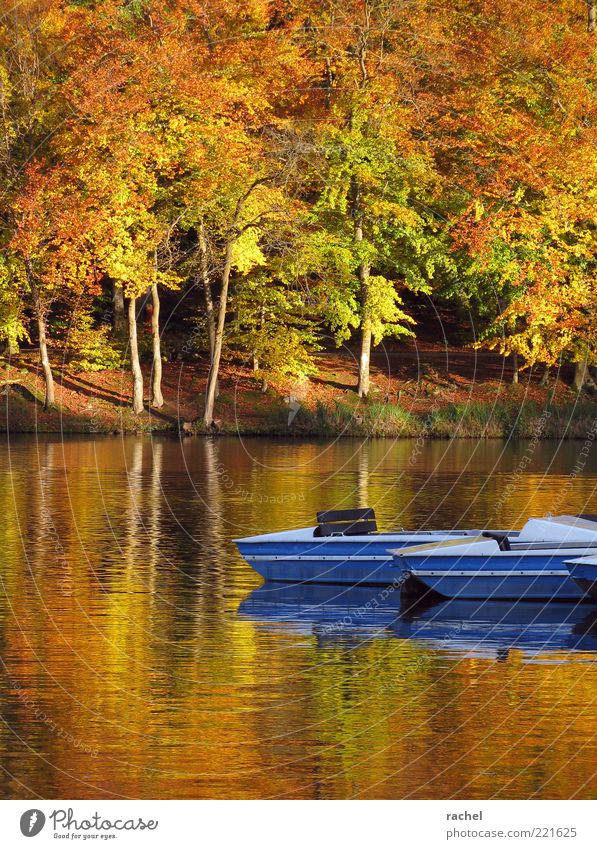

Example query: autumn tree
[441,0,596,387]
[0,0,75,380]
[9,163,97,407]
[294,0,452,397]
[137,0,314,426]
[52,0,191,412]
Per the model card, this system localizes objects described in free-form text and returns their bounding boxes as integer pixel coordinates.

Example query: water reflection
[239,584,597,661]
[0,435,596,800]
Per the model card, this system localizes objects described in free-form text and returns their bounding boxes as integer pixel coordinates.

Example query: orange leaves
[0,0,594,380]
[10,161,99,298]
[442,0,596,366]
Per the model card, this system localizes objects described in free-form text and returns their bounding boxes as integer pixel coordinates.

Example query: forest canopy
[0,0,595,423]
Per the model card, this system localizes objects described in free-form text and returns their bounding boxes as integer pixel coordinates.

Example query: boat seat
[314,507,377,537]
[481,531,511,551]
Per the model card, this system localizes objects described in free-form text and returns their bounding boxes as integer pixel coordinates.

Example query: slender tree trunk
[150,283,164,408]
[357,261,372,397]
[128,296,144,414]
[253,305,265,383]
[353,22,371,399]
[589,0,596,33]
[37,309,55,409]
[574,354,589,393]
[202,184,262,426]
[198,222,219,399]
[353,179,371,398]
[199,223,216,354]
[204,239,234,427]
[27,269,55,409]
[112,282,125,334]
[511,352,519,385]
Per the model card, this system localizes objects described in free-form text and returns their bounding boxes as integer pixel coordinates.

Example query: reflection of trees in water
[357,444,369,510]
[1,437,597,798]
[125,438,143,589]
[191,439,226,637]
[147,440,163,598]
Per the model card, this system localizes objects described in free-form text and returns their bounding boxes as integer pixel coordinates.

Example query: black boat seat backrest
[314,507,377,537]
[482,531,511,551]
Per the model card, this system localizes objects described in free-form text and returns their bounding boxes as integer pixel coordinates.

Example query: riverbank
[0,348,595,438]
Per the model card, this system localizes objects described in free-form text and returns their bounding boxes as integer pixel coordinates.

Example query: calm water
[1,435,597,800]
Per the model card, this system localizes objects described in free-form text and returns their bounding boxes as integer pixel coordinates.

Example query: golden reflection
[0,436,596,799]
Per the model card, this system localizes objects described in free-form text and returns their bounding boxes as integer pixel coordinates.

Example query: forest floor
[0,343,595,439]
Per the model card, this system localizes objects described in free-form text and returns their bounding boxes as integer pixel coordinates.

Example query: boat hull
[235,529,486,585]
[241,557,400,585]
[567,562,597,603]
[399,551,591,601]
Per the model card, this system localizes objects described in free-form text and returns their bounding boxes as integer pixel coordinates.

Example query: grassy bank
[288,399,597,439]
[0,349,595,438]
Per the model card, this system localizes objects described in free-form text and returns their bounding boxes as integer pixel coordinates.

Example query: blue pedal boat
[234,507,512,586]
[565,555,597,603]
[392,515,597,602]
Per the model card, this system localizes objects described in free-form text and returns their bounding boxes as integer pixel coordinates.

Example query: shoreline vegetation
[1,347,595,439]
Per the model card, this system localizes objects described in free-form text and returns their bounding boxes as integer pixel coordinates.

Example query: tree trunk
[353,187,371,398]
[351,177,371,398]
[203,239,234,427]
[589,0,596,33]
[37,309,55,409]
[357,268,372,398]
[199,223,215,355]
[128,296,144,414]
[28,270,55,409]
[574,354,589,393]
[202,184,261,426]
[112,282,125,334]
[198,222,219,399]
[511,352,519,385]
[150,283,164,408]
[252,305,265,380]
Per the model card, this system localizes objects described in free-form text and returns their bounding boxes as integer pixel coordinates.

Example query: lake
[0,435,596,799]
